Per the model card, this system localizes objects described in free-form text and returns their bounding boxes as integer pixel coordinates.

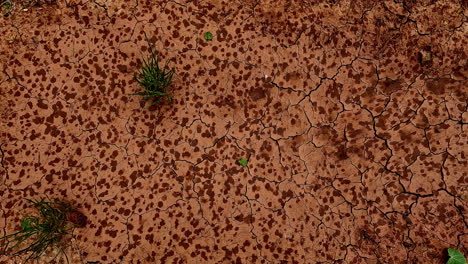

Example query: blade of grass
[7,231,38,253]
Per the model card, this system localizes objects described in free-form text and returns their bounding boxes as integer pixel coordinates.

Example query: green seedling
[132,44,174,109]
[0,199,87,263]
[447,248,467,264]
[238,158,248,167]
[204,32,213,40]
[1,0,12,17]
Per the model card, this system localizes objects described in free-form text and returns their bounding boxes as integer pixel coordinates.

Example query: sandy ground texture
[0,0,467,263]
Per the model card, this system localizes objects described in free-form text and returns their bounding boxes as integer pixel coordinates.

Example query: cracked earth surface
[0,0,467,263]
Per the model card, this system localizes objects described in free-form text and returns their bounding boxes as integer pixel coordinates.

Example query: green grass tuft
[132,46,175,109]
[0,198,87,263]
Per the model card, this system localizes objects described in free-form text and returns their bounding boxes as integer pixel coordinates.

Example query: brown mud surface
[0,0,467,263]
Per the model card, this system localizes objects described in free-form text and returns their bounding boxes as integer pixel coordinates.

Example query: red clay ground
[0,0,467,263]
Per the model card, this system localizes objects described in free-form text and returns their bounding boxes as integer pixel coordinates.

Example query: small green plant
[204,32,213,40]
[0,198,87,263]
[1,0,12,17]
[447,248,467,264]
[132,43,174,109]
[238,158,248,167]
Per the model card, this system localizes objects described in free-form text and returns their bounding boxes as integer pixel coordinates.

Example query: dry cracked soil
[0,0,467,263]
